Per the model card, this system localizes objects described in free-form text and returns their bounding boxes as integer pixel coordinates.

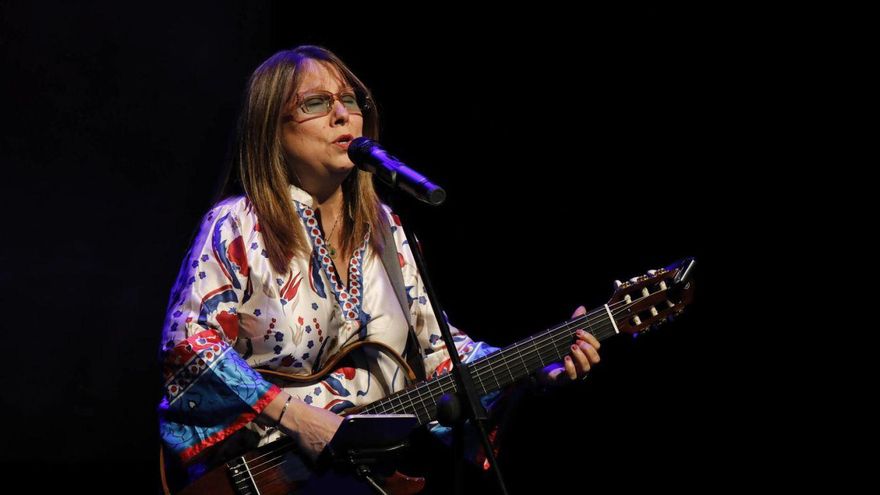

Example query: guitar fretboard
[359,304,620,425]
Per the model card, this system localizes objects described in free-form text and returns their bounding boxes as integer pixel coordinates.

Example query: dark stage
[1,3,748,493]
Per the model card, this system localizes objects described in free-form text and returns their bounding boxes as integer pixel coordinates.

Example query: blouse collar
[288,183,314,208]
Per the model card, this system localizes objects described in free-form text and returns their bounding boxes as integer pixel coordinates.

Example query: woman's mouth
[333,134,354,150]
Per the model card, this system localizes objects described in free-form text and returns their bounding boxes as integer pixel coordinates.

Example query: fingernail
[571,345,578,351]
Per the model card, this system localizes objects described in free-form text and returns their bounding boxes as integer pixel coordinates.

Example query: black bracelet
[275,394,292,429]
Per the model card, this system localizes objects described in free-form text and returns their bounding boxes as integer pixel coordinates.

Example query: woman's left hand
[537,305,601,385]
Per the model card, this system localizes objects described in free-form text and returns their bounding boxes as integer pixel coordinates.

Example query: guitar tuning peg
[647,269,658,276]
[629,276,640,283]
[614,280,623,289]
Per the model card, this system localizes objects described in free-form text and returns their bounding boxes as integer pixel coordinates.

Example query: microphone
[348,137,446,206]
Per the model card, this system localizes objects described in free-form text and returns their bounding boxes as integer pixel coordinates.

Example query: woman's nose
[331,99,350,125]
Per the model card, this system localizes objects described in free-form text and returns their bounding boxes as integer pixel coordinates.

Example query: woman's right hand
[282,398,344,461]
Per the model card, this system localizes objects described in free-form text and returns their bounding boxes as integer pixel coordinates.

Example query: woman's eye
[340,94,359,108]
[302,97,328,113]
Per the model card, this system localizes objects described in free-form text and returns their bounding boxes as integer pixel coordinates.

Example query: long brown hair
[216,45,388,274]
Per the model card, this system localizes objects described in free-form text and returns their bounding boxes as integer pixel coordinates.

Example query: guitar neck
[358,304,620,426]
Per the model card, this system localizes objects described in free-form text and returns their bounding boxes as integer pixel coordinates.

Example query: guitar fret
[410,389,421,415]
[515,345,529,379]
[424,381,437,415]
[404,392,414,414]
[411,388,422,420]
[422,385,436,423]
[529,334,544,371]
[473,362,486,396]
[415,383,429,420]
[406,389,419,418]
[551,328,563,361]
[509,334,534,376]
[426,381,441,419]
[414,386,427,423]
[416,382,436,424]
[413,401,426,424]
[389,394,406,414]
[390,393,403,414]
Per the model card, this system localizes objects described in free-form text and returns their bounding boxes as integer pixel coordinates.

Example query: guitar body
[176,437,425,495]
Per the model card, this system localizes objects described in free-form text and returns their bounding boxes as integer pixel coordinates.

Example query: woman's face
[281,59,364,184]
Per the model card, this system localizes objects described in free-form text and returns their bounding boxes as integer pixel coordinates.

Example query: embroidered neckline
[294,201,370,325]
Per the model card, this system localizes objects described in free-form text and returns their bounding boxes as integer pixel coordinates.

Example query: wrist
[275,394,293,429]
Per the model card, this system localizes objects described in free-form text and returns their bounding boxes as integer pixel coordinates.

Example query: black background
[1,2,753,492]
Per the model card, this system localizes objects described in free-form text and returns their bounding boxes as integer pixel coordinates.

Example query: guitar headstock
[608,257,695,335]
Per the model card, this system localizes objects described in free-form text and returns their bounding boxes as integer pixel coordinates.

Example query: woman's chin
[329,161,356,176]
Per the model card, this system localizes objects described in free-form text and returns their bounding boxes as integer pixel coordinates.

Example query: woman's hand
[284,399,344,461]
[262,393,344,461]
[536,305,601,386]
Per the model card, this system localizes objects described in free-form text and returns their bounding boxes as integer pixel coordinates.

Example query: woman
[158,45,601,488]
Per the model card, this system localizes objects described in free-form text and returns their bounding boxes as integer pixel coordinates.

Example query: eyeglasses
[283,89,369,123]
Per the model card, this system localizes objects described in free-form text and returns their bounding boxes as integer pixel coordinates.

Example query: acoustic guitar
[171,258,696,494]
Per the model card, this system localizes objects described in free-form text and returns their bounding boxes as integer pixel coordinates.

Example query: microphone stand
[396,211,509,495]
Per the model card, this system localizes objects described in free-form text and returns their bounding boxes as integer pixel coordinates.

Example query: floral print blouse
[158,184,497,462]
